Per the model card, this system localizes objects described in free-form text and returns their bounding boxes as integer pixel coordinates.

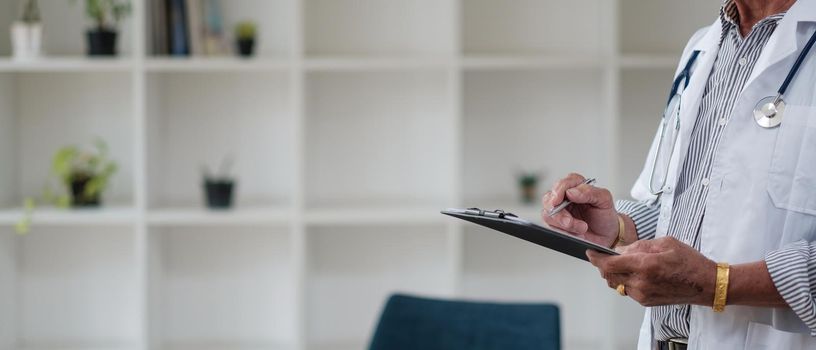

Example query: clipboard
[441,207,618,261]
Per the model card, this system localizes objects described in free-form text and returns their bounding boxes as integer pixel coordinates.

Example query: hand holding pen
[541,173,623,249]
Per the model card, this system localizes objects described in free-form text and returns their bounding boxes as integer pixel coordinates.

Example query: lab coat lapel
[745,0,816,89]
[667,20,721,192]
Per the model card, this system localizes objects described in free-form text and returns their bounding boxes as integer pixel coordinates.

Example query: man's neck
[733,0,796,36]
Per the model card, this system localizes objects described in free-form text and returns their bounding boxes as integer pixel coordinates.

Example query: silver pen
[548,178,597,216]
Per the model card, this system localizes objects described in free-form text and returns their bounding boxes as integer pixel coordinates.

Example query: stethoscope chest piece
[753,95,786,128]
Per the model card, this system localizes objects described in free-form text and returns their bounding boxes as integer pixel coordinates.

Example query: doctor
[542,0,816,349]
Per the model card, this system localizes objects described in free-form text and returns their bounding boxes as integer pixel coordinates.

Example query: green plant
[74,0,131,30]
[234,21,257,40]
[15,139,118,234]
[19,0,41,23]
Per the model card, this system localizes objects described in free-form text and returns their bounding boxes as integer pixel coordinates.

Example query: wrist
[611,213,638,248]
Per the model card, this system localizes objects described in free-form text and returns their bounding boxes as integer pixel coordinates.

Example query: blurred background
[0,0,721,349]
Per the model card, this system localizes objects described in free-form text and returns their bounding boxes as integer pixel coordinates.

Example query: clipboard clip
[464,207,518,219]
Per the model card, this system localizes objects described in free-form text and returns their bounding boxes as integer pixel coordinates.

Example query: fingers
[586,249,643,274]
[541,208,589,234]
[564,184,614,209]
[545,173,586,208]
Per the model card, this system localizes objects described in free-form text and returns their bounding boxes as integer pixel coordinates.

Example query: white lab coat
[631,1,816,349]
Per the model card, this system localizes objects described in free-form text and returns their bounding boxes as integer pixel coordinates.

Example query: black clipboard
[442,208,618,261]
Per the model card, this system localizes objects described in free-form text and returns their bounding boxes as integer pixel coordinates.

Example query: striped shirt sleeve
[765,241,816,335]
[614,199,660,241]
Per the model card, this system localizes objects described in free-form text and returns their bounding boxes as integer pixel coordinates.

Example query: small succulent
[19,0,41,23]
[235,21,257,40]
[74,0,131,30]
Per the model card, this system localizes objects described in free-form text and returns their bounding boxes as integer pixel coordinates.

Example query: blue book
[169,0,190,56]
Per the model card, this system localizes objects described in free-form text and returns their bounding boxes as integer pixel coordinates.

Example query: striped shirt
[615,1,787,340]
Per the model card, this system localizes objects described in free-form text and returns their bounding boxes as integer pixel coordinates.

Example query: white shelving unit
[0,0,720,349]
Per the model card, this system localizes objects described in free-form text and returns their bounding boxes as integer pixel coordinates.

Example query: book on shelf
[151,0,230,57]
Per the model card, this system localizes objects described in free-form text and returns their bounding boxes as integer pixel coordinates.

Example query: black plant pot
[204,179,235,209]
[86,29,118,56]
[70,175,101,207]
[236,38,255,57]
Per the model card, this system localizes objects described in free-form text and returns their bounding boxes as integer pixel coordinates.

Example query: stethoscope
[648,29,816,196]
[754,29,816,127]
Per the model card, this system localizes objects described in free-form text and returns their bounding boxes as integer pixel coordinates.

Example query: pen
[548,178,597,217]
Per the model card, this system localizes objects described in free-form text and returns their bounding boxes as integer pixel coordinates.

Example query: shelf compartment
[619,0,719,55]
[304,71,454,209]
[617,68,674,195]
[304,0,454,56]
[462,69,607,206]
[0,226,140,348]
[148,226,295,349]
[0,72,135,209]
[145,0,294,57]
[145,72,294,209]
[305,225,451,348]
[461,226,609,350]
[0,0,133,57]
[304,205,446,226]
[462,0,604,55]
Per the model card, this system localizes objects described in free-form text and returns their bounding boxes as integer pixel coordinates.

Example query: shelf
[0,206,137,226]
[304,56,450,71]
[305,205,446,226]
[0,57,134,73]
[619,54,679,69]
[306,341,365,350]
[147,206,291,226]
[462,55,602,70]
[146,57,291,72]
[10,343,141,350]
[154,343,295,350]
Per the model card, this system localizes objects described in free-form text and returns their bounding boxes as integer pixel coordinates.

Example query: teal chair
[368,294,561,350]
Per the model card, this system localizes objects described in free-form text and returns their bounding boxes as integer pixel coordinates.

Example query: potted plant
[517,170,543,205]
[202,156,236,209]
[10,0,43,60]
[79,0,131,56]
[15,140,118,234]
[51,140,118,207]
[234,21,257,57]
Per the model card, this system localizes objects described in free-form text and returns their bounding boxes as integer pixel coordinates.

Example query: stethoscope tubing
[778,28,816,96]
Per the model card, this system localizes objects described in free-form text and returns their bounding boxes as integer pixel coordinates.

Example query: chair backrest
[368,294,561,350]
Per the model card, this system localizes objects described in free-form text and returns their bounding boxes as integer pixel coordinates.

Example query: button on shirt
[615,1,786,341]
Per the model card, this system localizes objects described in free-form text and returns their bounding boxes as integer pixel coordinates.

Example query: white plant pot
[11,22,43,61]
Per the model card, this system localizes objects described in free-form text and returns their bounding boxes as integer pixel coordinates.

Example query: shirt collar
[719,0,786,42]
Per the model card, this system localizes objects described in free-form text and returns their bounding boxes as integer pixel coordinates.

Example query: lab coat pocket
[744,322,811,349]
[767,105,816,215]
